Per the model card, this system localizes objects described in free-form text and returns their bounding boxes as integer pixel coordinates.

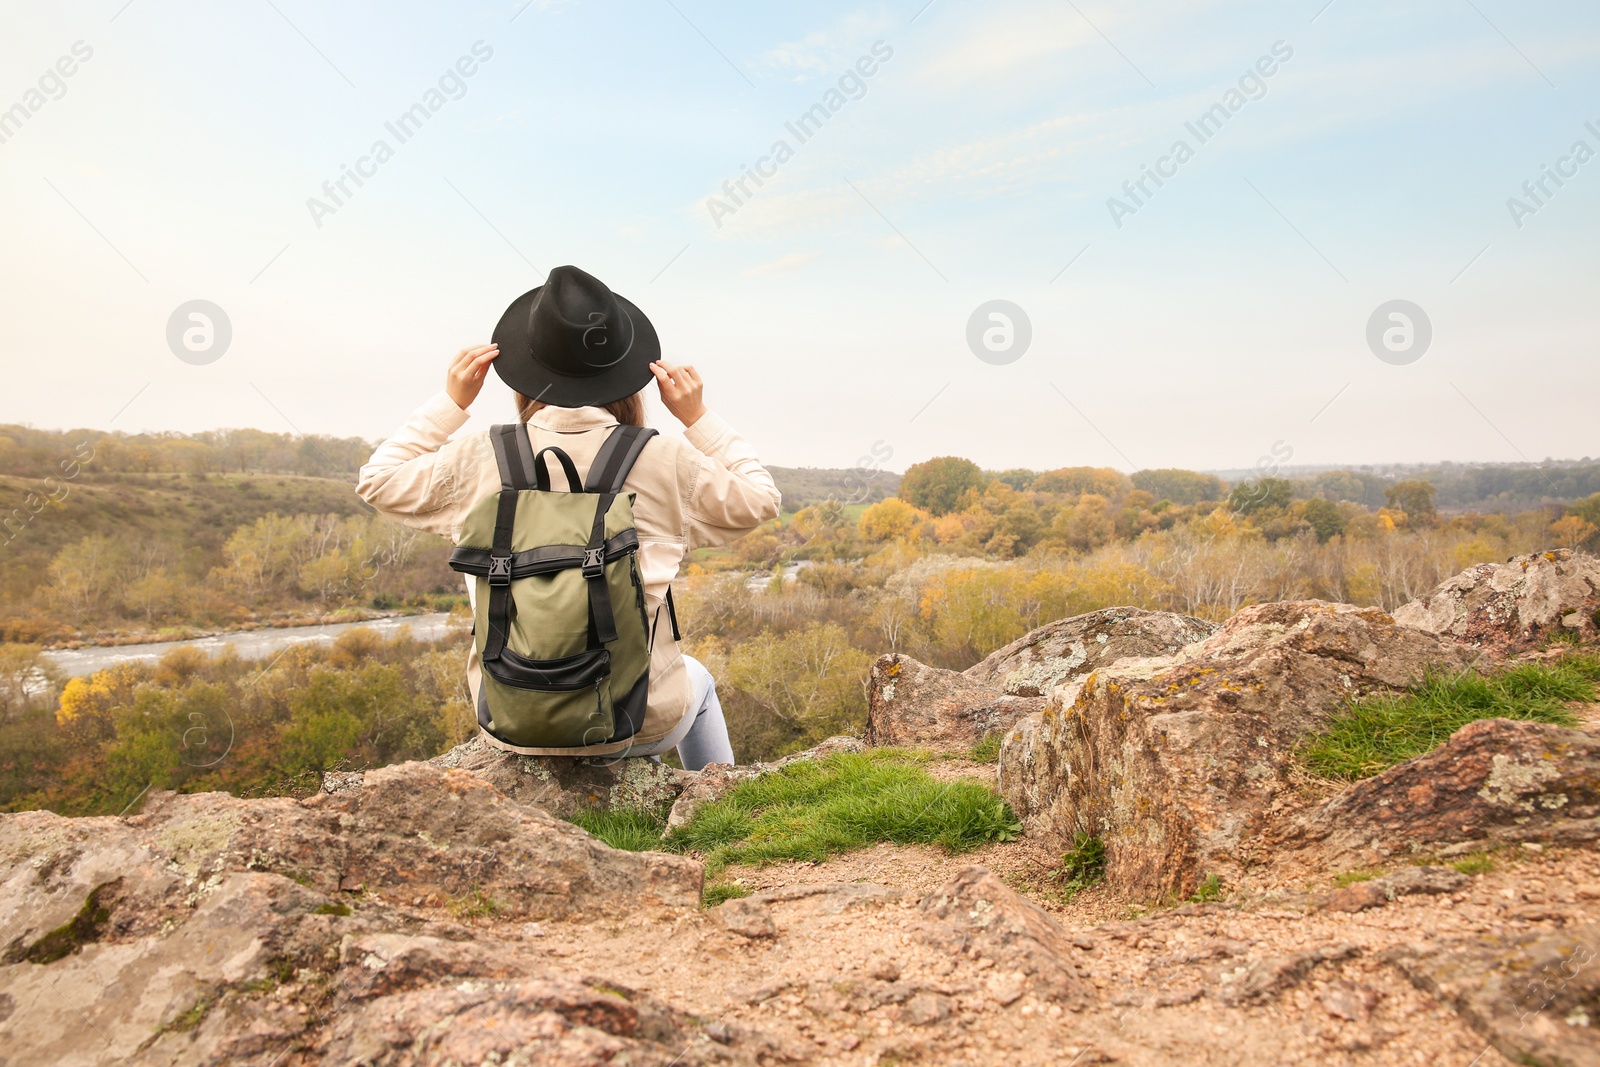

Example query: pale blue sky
[1,0,1596,472]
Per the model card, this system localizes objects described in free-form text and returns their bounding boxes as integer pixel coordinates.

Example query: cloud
[759,11,896,81]
[742,251,824,276]
[914,11,1095,86]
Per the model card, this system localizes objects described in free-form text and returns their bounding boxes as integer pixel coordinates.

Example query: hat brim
[491,287,660,409]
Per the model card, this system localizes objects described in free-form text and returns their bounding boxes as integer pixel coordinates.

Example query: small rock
[869,982,916,1007]
[868,958,902,982]
[737,981,790,1005]
[1383,866,1470,896]
[1217,944,1361,1006]
[1321,981,1379,1022]
[917,867,1090,1008]
[1322,882,1387,913]
[716,898,777,940]
[1322,866,1468,913]
[703,1022,732,1045]
[985,971,1025,1006]
[900,992,952,1027]
[1156,988,1203,1007]
[840,1034,861,1051]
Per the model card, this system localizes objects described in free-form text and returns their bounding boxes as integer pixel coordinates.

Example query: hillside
[0,472,383,625]
[1210,460,1600,513]
[767,466,902,511]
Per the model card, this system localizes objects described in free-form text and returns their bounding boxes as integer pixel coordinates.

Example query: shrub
[1051,831,1106,902]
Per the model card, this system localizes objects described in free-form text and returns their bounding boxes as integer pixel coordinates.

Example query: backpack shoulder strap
[489,423,537,491]
[482,425,529,664]
[583,424,658,493]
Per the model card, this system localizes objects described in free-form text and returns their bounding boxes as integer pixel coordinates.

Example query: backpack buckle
[487,553,513,586]
[581,547,605,578]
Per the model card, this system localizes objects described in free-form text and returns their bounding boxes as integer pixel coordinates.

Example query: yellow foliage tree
[1550,515,1599,550]
[857,498,931,543]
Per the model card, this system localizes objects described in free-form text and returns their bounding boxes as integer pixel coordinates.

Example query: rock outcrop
[0,768,1097,1066]
[1389,921,1600,1067]
[1395,548,1600,654]
[0,762,704,1065]
[1279,718,1600,865]
[998,601,1475,898]
[966,607,1220,697]
[917,866,1091,1010]
[866,607,1217,750]
[423,735,692,816]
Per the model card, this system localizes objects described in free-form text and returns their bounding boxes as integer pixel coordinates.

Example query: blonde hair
[516,390,646,427]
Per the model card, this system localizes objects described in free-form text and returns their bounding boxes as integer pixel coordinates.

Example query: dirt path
[503,841,1600,1065]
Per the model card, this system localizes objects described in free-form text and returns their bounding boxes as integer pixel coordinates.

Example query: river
[39,613,466,681]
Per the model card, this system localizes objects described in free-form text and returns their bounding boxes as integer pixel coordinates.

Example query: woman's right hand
[650,361,707,426]
[445,343,499,410]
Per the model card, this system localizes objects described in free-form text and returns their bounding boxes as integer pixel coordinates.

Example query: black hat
[491,265,660,408]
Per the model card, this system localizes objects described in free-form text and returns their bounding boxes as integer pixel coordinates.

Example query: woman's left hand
[445,343,499,410]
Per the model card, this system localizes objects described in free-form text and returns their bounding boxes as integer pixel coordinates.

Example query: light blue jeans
[621,655,735,770]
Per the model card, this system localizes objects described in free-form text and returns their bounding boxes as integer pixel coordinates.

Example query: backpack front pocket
[481,647,615,747]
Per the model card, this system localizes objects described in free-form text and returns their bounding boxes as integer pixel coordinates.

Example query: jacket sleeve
[355,392,474,541]
[681,410,783,549]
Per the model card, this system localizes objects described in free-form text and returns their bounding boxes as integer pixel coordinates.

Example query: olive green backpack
[449,422,662,750]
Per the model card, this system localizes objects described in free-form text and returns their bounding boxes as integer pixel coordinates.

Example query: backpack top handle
[532,447,583,493]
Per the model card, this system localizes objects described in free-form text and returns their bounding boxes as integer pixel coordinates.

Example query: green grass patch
[166,995,212,1033]
[1332,867,1382,887]
[702,881,752,907]
[1301,655,1599,780]
[1450,852,1497,876]
[446,889,500,919]
[567,806,670,852]
[967,733,1003,763]
[664,750,1021,875]
[313,902,350,916]
[1189,873,1224,903]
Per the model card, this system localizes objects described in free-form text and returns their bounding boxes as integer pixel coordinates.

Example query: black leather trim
[450,529,639,578]
[483,646,611,692]
[608,670,650,743]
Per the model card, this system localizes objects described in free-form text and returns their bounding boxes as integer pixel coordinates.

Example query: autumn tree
[1300,498,1346,543]
[1229,477,1293,515]
[1385,480,1438,524]
[857,499,931,543]
[1032,467,1129,499]
[1551,515,1599,550]
[1131,469,1227,506]
[898,457,987,516]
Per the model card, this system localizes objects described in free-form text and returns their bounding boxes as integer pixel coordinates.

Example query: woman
[356,265,780,769]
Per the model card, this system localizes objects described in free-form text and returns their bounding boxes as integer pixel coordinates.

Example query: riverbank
[37,604,464,652]
[39,611,467,680]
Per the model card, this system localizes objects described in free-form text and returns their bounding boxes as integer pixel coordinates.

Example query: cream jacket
[355,392,781,747]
